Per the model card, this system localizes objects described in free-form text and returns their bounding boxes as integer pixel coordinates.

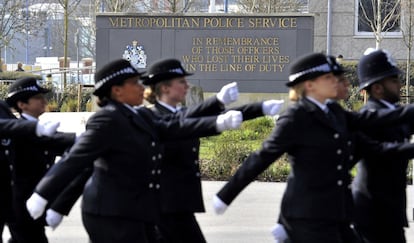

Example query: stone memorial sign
[96,14,313,92]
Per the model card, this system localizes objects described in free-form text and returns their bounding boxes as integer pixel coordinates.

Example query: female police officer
[212,52,414,243]
[25,58,243,243]
[142,58,283,243]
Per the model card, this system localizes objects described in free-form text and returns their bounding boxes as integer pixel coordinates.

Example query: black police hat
[357,48,402,90]
[94,59,144,97]
[6,77,50,108]
[287,52,336,87]
[327,55,346,75]
[141,58,193,85]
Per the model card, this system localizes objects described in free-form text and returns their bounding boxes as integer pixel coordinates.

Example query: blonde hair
[288,82,306,101]
[144,86,157,104]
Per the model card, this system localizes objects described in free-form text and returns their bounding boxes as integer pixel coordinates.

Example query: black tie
[325,108,342,132]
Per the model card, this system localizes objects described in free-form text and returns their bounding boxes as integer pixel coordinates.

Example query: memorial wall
[96,14,314,93]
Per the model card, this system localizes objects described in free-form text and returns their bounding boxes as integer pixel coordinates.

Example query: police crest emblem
[122,40,147,69]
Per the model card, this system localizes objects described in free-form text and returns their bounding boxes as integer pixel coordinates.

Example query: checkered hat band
[95,67,136,89]
[7,85,40,98]
[148,68,184,78]
[289,63,331,81]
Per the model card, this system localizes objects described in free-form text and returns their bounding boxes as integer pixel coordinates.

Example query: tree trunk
[63,0,69,88]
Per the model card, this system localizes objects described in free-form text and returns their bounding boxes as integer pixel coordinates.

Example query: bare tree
[96,0,139,12]
[74,3,95,59]
[236,0,307,13]
[56,0,82,87]
[161,0,194,13]
[0,0,46,68]
[358,0,401,48]
[401,0,414,104]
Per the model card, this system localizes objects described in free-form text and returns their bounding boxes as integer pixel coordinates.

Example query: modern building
[310,0,408,60]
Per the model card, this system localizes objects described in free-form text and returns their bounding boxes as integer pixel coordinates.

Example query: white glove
[46,209,64,230]
[75,131,85,142]
[216,110,242,132]
[262,100,284,116]
[212,195,228,215]
[36,120,60,137]
[216,82,239,105]
[271,223,288,243]
[26,193,48,220]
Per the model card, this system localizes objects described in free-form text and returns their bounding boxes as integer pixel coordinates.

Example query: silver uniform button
[336,149,342,155]
[151,142,156,147]
[192,147,197,152]
[333,133,340,139]
[9,165,13,170]
[4,150,9,155]
[46,164,50,169]
[158,154,162,159]
[337,165,342,170]
[157,169,161,174]
[10,181,14,186]
[155,184,160,189]
[152,156,156,161]
[149,183,154,188]
[194,160,199,165]
[196,172,201,177]
[337,180,343,186]
[151,170,156,175]
[44,150,49,155]
[348,184,352,189]
[349,155,354,161]
[347,141,352,146]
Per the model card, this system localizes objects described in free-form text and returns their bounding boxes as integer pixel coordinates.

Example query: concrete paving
[2,181,414,242]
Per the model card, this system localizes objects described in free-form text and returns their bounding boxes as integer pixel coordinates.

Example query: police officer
[5,77,76,243]
[0,100,60,243]
[212,52,414,243]
[142,58,283,243]
[212,52,362,243]
[25,59,243,243]
[352,49,412,243]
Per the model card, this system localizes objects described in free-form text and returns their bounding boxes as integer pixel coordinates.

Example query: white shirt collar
[305,96,328,113]
[379,99,397,110]
[157,100,181,113]
[123,104,137,114]
[21,113,38,121]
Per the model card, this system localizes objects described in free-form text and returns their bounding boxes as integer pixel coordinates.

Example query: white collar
[379,99,397,110]
[305,96,328,113]
[21,113,38,121]
[157,100,181,113]
[123,104,137,114]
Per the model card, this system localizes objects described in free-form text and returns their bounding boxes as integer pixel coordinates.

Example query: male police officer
[6,78,76,243]
[352,49,411,243]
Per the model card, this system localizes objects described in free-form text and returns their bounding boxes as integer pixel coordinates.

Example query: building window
[355,0,401,36]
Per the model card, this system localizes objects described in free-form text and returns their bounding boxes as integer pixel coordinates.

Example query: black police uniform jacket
[35,100,221,223]
[149,97,264,213]
[11,115,76,222]
[217,98,414,222]
[352,97,413,228]
[0,101,39,222]
[47,96,226,215]
[47,97,265,216]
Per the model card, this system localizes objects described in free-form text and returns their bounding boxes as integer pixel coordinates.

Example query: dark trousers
[157,212,206,243]
[82,212,158,243]
[0,222,4,243]
[7,203,48,243]
[354,224,406,243]
[284,218,361,243]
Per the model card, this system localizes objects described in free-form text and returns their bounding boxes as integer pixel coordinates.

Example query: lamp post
[75,29,80,83]
[43,26,52,57]
[25,0,29,64]
[326,0,332,55]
